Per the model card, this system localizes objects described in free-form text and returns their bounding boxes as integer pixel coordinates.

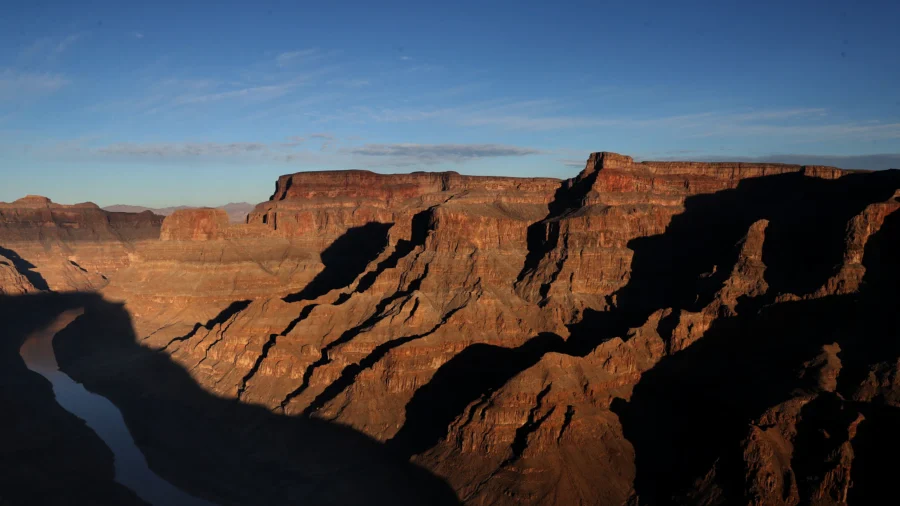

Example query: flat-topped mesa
[0,196,162,243]
[248,170,560,241]
[582,151,854,179]
[0,196,164,291]
[268,169,559,203]
[573,152,858,206]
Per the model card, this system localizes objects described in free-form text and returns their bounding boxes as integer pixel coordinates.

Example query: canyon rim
[2,152,900,506]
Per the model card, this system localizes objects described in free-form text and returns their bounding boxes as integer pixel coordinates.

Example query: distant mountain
[103,202,255,223]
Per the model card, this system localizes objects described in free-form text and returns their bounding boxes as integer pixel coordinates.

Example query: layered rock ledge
[2,152,899,506]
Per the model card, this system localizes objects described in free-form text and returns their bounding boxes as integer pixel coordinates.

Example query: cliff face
[0,196,163,292]
[2,153,899,506]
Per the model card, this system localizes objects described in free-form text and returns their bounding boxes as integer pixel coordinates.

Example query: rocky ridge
[2,153,899,505]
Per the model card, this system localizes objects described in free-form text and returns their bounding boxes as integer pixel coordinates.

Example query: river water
[19,310,214,506]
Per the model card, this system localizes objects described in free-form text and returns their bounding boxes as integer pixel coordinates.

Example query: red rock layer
[0,196,163,291]
[4,153,900,506]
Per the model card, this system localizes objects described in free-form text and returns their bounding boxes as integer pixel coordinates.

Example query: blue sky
[1,0,899,207]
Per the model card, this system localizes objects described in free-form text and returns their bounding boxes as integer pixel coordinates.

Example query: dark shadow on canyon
[0,293,145,504]
[516,168,600,285]
[388,332,566,456]
[391,169,900,503]
[277,210,435,412]
[611,187,900,505]
[568,170,900,356]
[0,245,51,290]
[354,210,431,294]
[283,222,393,303]
[161,299,252,350]
[1,291,461,505]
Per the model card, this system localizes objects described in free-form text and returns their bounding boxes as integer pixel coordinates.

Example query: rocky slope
[2,153,898,505]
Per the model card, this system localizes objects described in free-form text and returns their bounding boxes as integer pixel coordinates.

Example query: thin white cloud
[689,121,900,141]
[21,33,85,59]
[276,49,319,67]
[54,34,83,54]
[359,103,896,142]
[327,78,370,88]
[132,31,144,39]
[559,158,588,168]
[172,83,295,105]
[0,69,69,101]
[343,143,541,165]
[280,136,305,148]
[98,142,268,157]
[400,56,412,61]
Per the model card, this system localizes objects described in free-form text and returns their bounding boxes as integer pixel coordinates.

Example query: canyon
[2,152,899,505]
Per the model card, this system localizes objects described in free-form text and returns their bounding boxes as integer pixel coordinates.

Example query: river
[19,309,214,506]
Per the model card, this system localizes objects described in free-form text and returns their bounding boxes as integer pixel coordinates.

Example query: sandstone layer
[0,195,163,292]
[2,153,899,506]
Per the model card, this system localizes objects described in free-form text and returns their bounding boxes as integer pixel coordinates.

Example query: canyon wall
[0,196,162,292]
[2,153,899,505]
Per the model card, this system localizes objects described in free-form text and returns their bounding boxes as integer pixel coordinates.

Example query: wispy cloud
[0,69,69,101]
[98,142,268,157]
[21,33,85,59]
[400,56,412,61]
[132,31,144,39]
[276,49,319,67]
[343,143,541,165]
[327,78,370,88]
[54,33,83,54]
[687,120,900,141]
[80,134,342,161]
[559,158,587,168]
[171,83,295,105]
[279,136,305,148]
[309,132,336,151]
[449,107,827,131]
[355,103,898,142]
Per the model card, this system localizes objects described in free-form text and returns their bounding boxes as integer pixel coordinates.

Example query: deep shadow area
[568,170,900,356]
[354,210,431,294]
[841,208,900,504]
[0,245,51,290]
[283,222,393,302]
[388,333,565,457]
[390,169,900,502]
[611,191,900,505]
[516,169,600,284]
[610,294,862,504]
[847,404,900,503]
[0,293,145,505]
[789,392,861,502]
[0,292,463,505]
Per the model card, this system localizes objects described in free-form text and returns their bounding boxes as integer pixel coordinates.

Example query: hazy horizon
[2,0,899,207]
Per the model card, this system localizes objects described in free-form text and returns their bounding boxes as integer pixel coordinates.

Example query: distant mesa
[103,202,255,223]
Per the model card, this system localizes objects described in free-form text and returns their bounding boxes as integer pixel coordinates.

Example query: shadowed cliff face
[29,293,460,506]
[283,222,393,303]
[2,154,899,506]
[0,293,145,505]
[0,245,50,291]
